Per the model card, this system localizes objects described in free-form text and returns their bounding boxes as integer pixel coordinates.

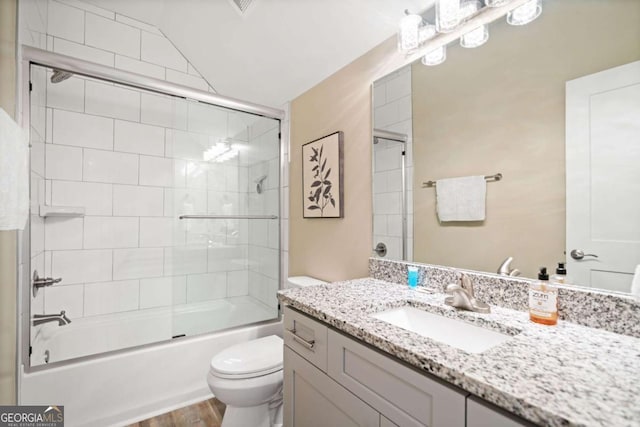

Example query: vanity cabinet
[283,306,531,427]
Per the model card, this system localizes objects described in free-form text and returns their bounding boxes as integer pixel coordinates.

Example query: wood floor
[127,398,226,427]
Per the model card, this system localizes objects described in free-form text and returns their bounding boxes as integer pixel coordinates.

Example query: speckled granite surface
[278,279,640,427]
[369,258,640,338]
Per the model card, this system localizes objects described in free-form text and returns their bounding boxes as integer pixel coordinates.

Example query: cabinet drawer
[328,329,467,427]
[283,306,328,372]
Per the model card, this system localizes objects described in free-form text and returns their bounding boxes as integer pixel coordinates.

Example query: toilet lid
[210,335,283,378]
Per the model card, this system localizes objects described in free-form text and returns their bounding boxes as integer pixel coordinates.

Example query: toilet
[207,276,327,427]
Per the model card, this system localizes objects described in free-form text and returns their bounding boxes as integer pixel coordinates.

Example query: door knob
[570,249,598,260]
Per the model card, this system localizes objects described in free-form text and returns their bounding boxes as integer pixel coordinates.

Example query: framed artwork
[302,131,344,218]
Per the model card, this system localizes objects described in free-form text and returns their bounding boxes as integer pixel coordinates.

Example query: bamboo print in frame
[302,131,344,218]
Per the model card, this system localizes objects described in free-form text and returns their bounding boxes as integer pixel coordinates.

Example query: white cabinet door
[466,396,532,427]
[284,347,380,427]
[566,60,640,291]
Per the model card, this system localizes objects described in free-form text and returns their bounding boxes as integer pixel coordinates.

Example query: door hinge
[29,81,33,92]
[29,346,32,356]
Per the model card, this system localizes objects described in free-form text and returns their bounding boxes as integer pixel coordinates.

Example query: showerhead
[254,175,267,194]
[50,69,73,84]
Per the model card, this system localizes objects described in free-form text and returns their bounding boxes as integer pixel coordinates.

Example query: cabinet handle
[286,328,315,350]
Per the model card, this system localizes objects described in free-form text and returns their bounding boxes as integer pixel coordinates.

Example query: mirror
[372,0,640,293]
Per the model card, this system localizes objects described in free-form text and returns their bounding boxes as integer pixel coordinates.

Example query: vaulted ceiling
[85,0,432,107]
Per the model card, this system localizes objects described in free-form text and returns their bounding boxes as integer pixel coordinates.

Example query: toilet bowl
[207,276,326,427]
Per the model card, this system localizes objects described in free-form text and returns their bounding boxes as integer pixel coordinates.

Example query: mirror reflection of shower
[372,129,409,261]
[254,175,267,194]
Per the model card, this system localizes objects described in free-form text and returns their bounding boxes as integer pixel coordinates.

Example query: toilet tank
[286,276,327,289]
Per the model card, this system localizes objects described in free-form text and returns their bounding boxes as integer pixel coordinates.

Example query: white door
[566,61,640,292]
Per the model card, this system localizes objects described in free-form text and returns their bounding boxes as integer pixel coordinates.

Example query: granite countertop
[277,278,640,427]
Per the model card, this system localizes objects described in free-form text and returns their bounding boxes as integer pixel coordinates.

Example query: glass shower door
[168,99,281,338]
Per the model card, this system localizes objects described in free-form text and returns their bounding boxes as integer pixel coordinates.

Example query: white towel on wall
[631,265,640,299]
[436,175,486,222]
[0,108,29,230]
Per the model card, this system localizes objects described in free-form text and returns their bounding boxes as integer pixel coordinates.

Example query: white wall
[372,66,413,261]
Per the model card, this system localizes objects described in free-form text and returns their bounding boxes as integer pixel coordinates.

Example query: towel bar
[422,173,502,188]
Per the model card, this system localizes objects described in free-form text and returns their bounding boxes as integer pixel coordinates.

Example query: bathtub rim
[24,316,282,374]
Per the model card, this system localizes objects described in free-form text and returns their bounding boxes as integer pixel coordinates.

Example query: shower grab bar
[179,215,278,220]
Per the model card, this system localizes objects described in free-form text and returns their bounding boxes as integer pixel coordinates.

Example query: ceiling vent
[231,0,254,14]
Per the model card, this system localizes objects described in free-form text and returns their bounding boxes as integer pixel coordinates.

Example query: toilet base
[222,402,281,427]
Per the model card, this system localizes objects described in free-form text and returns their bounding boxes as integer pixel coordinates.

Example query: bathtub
[20,297,281,427]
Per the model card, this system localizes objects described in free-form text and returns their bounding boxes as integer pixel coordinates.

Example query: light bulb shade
[460,25,489,48]
[419,24,437,43]
[422,46,447,66]
[507,0,542,26]
[459,0,488,48]
[436,0,461,33]
[398,14,423,53]
[485,0,512,6]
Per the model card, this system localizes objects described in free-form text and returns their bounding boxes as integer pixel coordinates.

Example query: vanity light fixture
[396,0,542,66]
[460,0,489,48]
[507,0,542,26]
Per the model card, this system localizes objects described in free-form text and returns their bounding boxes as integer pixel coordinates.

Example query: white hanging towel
[0,108,29,230]
[631,264,640,299]
[436,175,486,222]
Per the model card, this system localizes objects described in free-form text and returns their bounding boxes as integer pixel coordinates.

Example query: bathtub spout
[32,310,71,326]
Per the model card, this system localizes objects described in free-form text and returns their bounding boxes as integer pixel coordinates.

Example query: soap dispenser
[551,262,567,285]
[529,267,558,326]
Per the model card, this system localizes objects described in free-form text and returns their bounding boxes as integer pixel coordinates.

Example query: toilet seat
[210,335,283,379]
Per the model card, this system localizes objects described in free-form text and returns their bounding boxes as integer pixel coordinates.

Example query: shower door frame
[19,46,285,372]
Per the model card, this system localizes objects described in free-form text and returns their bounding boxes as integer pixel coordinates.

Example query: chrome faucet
[444,273,491,313]
[497,257,521,277]
[32,310,72,326]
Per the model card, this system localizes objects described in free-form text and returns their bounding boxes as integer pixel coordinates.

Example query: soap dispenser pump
[529,267,558,326]
[551,262,567,285]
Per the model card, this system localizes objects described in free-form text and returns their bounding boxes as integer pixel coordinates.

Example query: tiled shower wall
[372,66,413,261]
[21,0,282,320]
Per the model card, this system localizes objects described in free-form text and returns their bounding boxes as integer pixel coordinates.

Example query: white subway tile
[54,38,114,67]
[227,270,248,297]
[172,276,187,305]
[113,185,164,217]
[46,74,84,113]
[47,1,84,43]
[165,129,207,160]
[208,246,247,272]
[115,14,162,35]
[55,0,115,18]
[115,55,165,80]
[139,217,176,247]
[52,249,112,285]
[113,248,164,280]
[140,32,187,72]
[185,161,208,189]
[186,273,226,303]
[85,81,141,122]
[139,277,173,308]
[164,188,207,217]
[386,72,412,103]
[249,220,268,247]
[84,217,139,249]
[45,108,52,143]
[139,155,173,187]
[53,109,113,150]
[51,181,112,216]
[85,13,141,59]
[187,102,227,136]
[45,144,82,181]
[83,149,139,184]
[31,214,45,257]
[373,82,386,108]
[164,246,207,276]
[44,217,83,250]
[114,120,165,156]
[165,69,209,92]
[84,280,139,316]
[44,284,84,318]
[140,93,187,130]
[187,63,200,76]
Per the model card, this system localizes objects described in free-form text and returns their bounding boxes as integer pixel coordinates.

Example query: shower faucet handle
[32,270,62,297]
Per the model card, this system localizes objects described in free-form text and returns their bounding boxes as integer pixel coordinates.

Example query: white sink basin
[371,306,513,354]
